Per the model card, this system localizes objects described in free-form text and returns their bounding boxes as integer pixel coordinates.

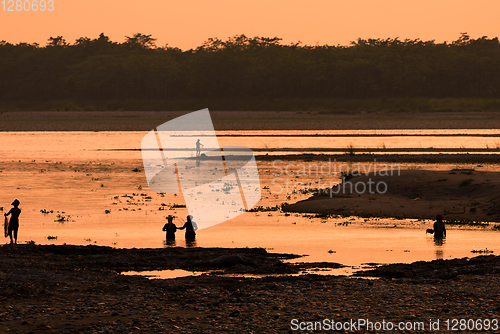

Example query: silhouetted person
[433,214,446,244]
[195,139,203,156]
[4,199,21,244]
[162,216,178,243]
[179,215,198,243]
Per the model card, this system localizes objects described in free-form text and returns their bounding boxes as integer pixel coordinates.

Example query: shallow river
[0,130,499,270]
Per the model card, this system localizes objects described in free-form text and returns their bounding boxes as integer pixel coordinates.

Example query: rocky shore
[1,244,500,333]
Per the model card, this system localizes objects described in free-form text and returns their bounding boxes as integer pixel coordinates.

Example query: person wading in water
[433,214,446,245]
[179,215,198,244]
[4,199,21,244]
[162,215,178,246]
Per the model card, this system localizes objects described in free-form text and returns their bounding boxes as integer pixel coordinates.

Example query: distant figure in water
[433,214,446,244]
[179,215,198,244]
[195,139,203,157]
[4,199,21,244]
[162,216,178,245]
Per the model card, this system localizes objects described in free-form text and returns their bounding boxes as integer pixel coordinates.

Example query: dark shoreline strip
[99,148,500,153]
[177,133,500,137]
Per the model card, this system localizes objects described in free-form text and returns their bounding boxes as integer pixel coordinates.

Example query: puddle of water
[122,269,205,279]
[298,265,379,277]
[121,264,380,280]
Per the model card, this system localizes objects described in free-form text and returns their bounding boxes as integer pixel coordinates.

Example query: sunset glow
[1,0,499,49]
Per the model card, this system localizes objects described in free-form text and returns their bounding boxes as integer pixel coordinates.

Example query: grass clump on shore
[471,248,494,254]
[313,212,336,219]
[345,144,356,155]
[446,219,489,227]
[248,205,280,212]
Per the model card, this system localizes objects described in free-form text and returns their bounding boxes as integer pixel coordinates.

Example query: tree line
[0,33,499,111]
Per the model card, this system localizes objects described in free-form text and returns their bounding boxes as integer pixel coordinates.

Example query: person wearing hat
[4,199,21,244]
[162,215,178,245]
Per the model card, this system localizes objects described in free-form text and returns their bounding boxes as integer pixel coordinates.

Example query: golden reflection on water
[434,235,446,259]
[1,130,500,159]
[0,131,499,268]
[436,249,444,260]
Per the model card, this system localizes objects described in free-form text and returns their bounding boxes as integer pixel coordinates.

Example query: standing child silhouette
[195,139,203,156]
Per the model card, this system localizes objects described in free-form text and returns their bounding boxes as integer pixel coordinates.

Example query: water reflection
[435,249,444,259]
[123,269,204,279]
[163,238,197,248]
[434,235,446,259]
[3,130,500,267]
[186,239,197,248]
[164,239,176,247]
[5,130,500,161]
[434,235,446,247]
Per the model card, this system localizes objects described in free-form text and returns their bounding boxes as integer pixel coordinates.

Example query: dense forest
[0,33,499,111]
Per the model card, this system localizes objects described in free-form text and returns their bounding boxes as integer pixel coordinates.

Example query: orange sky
[1,0,499,49]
